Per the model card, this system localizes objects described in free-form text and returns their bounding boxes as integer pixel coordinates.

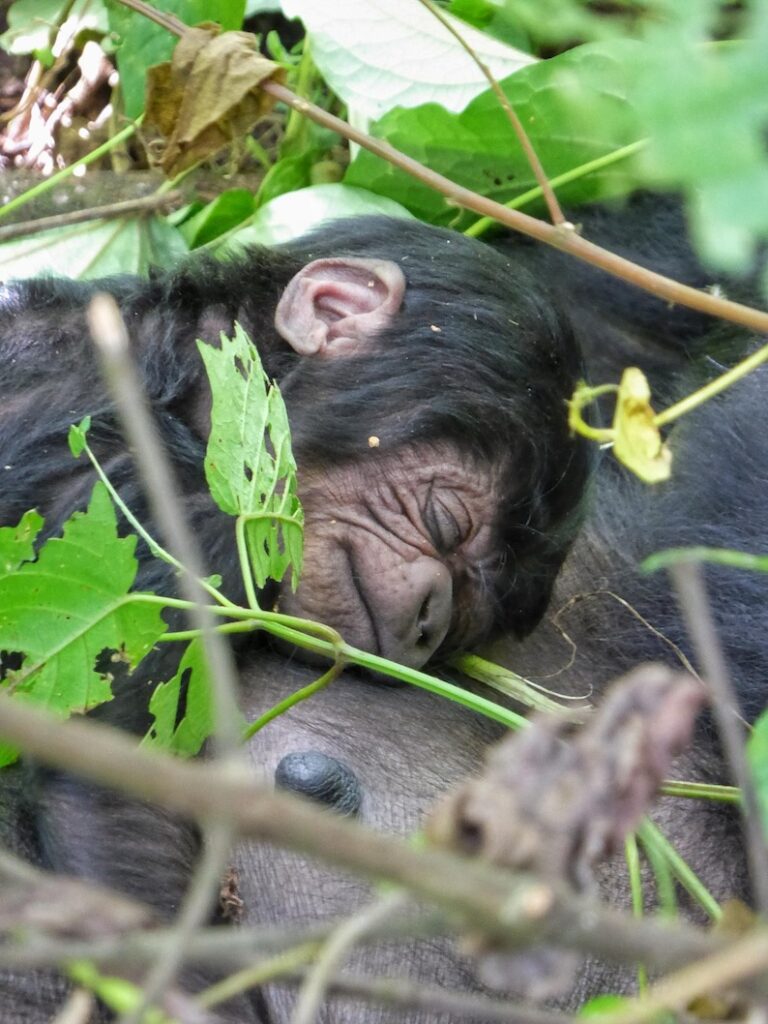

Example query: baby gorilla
[0,216,590,729]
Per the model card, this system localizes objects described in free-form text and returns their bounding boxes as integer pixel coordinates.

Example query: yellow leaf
[612,367,672,483]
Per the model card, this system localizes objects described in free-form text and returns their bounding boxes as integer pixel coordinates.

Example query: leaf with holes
[197,323,304,591]
[0,484,166,765]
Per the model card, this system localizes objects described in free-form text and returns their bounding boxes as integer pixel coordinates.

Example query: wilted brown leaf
[428,664,705,998]
[144,25,286,176]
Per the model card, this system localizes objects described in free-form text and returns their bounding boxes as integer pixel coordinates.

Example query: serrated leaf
[0,483,167,724]
[345,39,644,224]
[197,324,303,589]
[142,638,215,756]
[0,510,44,578]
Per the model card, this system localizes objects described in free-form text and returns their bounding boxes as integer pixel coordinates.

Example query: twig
[0,693,735,974]
[57,0,768,335]
[50,989,95,1024]
[0,192,183,243]
[590,928,768,1024]
[292,893,407,1024]
[87,297,243,1022]
[416,0,565,224]
[670,562,768,916]
[260,80,768,336]
[284,969,581,1024]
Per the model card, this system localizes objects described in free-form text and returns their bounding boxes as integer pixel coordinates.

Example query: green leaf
[0,216,187,281]
[68,416,92,458]
[142,638,219,756]
[283,0,533,121]
[0,0,108,56]
[106,0,246,119]
[69,961,172,1022]
[579,995,628,1018]
[178,188,256,248]
[0,510,44,578]
[345,39,644,225]
[219,183,413,249]
[0,484,167,764]
[197,324,304,589]
[748,711,768,843]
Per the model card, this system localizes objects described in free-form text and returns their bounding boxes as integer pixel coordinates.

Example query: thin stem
[660,780,741,804]
[244,661,345,738]
[637,820,721,921]
[82,440,236,609]
[0,121,139,225]
[292,893,407,1024]
[624,834,648,993]
[654,340,768,428]
[416,0,564,223]
[670,563,768,916]
[262,79,768,335]
[465,140,648,238]
[235,515,260,610]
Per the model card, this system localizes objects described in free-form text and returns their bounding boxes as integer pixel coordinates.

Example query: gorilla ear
[275,257,406,356]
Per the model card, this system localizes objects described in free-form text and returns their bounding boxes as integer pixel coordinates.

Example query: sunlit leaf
[0,484,166,765]
[197,324,303,589]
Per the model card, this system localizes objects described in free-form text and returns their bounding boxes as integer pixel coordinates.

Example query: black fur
[1,204,767,1022]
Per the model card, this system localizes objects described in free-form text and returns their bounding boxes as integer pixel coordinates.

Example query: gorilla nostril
[275,751,362,816]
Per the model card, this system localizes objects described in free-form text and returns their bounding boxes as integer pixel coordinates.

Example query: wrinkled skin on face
[282,446,502,666]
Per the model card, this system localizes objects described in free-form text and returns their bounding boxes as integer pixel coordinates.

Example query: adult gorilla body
[0,203,766,1022]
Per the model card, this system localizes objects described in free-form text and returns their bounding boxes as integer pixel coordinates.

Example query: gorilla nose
[275,751,362,816]
[383,557,453,667]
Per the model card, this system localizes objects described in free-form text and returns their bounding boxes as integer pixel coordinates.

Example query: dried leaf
[144,25,286,177]
[428,665,705,998]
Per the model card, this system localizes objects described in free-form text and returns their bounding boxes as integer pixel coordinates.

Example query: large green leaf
[0,216,187,281]
[220,183,413,249]
[0,485,167,764]
[197,323,303,589]
[283,0,533,120]
[345,39,645,225]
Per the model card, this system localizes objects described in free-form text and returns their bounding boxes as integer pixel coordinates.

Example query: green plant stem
[450,653,583,716]
[464,140,647,238]
[281,38,314,152]
[0,121,140,225]
[643,545,768,575]
[235,515,260,610]
[638,821,722,921]
[199,942,321,1010]
[660,780,741,804]
[654,341,768,428]
[624,834,648,992]
[83,441,236,609]
[243,661,344,738]
[638,825,678,919]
